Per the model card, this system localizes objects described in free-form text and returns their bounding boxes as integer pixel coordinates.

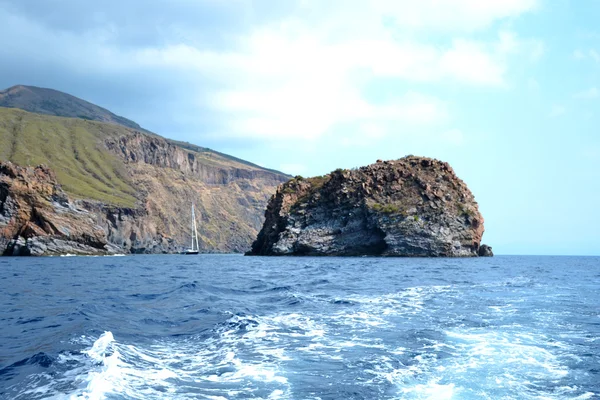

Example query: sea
[0,255,598,400]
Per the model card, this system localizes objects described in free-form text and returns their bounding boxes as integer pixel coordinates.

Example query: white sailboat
[185,204,200,255]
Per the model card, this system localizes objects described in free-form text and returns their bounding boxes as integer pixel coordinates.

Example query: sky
[0,0,598,256]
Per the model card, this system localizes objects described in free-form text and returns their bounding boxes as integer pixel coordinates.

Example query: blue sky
[0,0,598,255]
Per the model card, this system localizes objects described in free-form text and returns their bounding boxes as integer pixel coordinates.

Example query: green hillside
[0,85,289,179]
[0,87,292,254]
[0,107,138,206]
[0,106,289,209]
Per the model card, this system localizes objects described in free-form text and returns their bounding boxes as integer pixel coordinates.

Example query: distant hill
[0,85,142,130]
[0,85,291,255]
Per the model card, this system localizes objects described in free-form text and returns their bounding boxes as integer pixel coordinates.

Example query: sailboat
[184,204,200,255]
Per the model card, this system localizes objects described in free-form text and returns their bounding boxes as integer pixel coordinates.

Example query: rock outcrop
[248,156,490,257]
[0,162,119,255]
[0,153,288,255]
[104,132,284,185]
[478,244,494,257]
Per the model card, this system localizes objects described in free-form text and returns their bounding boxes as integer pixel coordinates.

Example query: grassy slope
[0,107,139,206]
[0,106,291,251]
[0,85,289,178]
[0,107,288,209]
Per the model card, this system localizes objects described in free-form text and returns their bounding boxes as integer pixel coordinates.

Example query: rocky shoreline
[0,162,117,256]
[1,156,493,257]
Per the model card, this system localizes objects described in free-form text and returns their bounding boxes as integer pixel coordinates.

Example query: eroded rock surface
[249,156,490,257]
[478,244,494,257]
[0,162,117,255]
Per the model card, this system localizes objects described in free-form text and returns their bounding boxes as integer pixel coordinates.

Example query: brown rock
[0,162,113,255]
[248,156,489,257]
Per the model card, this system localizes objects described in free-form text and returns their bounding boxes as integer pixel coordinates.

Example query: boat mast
[191,204,199,251]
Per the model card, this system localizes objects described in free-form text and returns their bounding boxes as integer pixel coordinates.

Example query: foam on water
[67,319,292,399]
[28,287,597,398]
[2,255,599,399]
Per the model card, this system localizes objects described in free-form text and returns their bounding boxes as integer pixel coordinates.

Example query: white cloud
[0,0,541,144]
[134,29,520,86]
[126,25,539,140]
[573,87,599,99]
[497,30,544,61]
[214,89,448,140]
[439,39,506,86]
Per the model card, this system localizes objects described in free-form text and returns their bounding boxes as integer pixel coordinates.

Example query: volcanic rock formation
[248,157,491,257]
[0,162,121,255]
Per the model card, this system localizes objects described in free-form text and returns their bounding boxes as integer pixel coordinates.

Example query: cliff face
[249,157,489,257]
[99,132,288,253]
[0,162,119,255]
[105,133,284,185]
[0,101,289,255]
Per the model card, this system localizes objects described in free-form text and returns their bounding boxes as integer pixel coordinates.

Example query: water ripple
[0,255,598,399]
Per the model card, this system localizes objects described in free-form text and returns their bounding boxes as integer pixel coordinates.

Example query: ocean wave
[3,255,599,399]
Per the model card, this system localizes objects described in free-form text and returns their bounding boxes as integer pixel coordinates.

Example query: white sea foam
[401,382,455,399]
[10,281,596,400]
[14,326,291,399]
[377,327,591,400]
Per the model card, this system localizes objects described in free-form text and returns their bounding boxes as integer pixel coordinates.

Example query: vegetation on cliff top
[0,107,138,206]
[0,85,289,178]
[0,106,290,208]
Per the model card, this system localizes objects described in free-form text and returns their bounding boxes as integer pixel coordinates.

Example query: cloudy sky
[0,0,599,255]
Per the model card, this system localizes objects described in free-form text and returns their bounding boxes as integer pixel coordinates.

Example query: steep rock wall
[0,162,119,255]
[105,133,285,185]
[249,157,490,257]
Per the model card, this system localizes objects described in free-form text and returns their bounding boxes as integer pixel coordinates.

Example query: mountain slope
[0,85,142,130]
[0,86,291,254]
[0,107,138,206]
[0,85,286,174]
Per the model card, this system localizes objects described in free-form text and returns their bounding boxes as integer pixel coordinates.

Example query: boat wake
[5,285,597,399]
[2,255,599,399]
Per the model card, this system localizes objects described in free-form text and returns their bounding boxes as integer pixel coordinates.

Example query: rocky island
[248,157,492,257]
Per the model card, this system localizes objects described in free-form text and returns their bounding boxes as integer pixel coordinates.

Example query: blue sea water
[0,255,598,399]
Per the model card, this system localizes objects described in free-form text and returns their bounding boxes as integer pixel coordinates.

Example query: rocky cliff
[0,87,290,256]
[0,162,120,255]
[248,157,491,257]
[99,132,288,253]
